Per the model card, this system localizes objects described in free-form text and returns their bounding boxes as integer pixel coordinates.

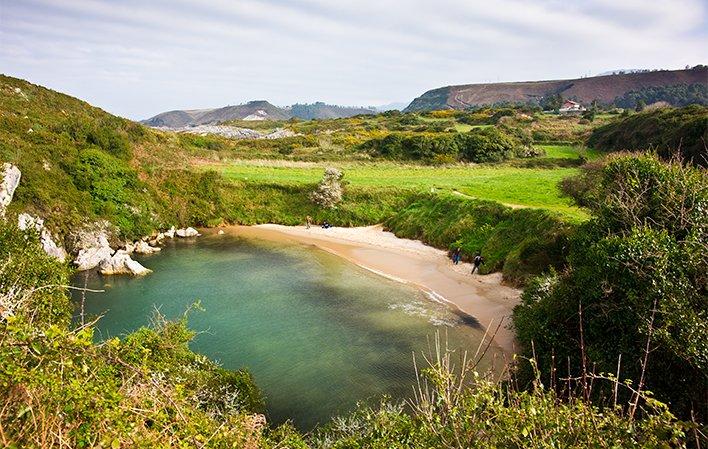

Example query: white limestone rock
[98,250,152,276]
[17,213,67,262]
[75,246,114,271]
[217,229,225,235]
[176,227,200,238]
[0,163,21,218]
[134,240,161,254]
[164,226,176,238]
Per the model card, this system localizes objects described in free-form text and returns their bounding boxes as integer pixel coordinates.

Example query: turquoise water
[73,231,492,429]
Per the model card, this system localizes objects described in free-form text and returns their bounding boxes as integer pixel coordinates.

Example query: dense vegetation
[514,154,707,424]
[359,127,523,163]
[0,75,239,240]
[587,105,708,166]
[613,83,708,109]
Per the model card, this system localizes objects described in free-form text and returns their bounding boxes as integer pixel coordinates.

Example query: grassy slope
[212,162,587,220]
[0,75,245,240]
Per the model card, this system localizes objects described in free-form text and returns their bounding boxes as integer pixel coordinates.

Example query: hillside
[143,101,375,127]
[142,100,291,127]
[405,66,708,111]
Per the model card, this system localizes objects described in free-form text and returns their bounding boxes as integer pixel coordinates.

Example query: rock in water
[164,226,176,238]
[17,213,68,262]
[0,163,21,218]
[176,227,200,238]
[134,240,161,254]
[98,250,152,276]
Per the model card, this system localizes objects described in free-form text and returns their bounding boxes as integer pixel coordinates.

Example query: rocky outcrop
[98,250,152,276]
[75,246,114,271]
[0,163,21,218]
[17,213,68,262]
[72,222,115,271]
[176,227,200,238]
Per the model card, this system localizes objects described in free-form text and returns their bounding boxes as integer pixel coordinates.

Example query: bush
[360,127,520,164]
[514,154,708,422]
[587,105,708,167]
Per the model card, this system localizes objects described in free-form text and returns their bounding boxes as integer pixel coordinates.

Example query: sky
[1,0,706,120]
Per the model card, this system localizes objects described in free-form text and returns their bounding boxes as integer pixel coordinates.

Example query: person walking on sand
[306,215,312,229]
[471,252,484,274]
[452,247,462,265]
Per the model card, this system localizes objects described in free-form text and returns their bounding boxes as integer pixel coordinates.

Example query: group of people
[452,247,484,275]
[305,216,484,275]
[306,216,332,229]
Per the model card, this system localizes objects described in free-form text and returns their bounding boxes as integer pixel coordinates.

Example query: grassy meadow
[210,159,587,220]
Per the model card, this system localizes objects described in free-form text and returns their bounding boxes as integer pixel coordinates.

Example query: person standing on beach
[306,215,312,229]
[452,247,462,265]
[471,252,484,274]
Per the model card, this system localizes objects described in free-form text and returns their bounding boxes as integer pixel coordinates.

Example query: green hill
[0,74,235,240]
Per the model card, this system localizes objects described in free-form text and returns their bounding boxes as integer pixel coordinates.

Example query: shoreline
[213,224,521,354]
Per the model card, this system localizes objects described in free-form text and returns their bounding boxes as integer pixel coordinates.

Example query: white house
[558,100,586,115]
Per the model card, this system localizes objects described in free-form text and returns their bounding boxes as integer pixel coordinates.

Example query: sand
[218,224,522,354]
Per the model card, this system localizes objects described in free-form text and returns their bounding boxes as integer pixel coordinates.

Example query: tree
[541,93,563,111]
[635,99,646,112]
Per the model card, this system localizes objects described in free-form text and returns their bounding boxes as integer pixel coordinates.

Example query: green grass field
[537,144,602,160]
[210,159,588,220]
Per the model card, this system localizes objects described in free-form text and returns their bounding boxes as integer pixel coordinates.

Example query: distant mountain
[374,102,408,112]
[142,101,290,127]
[142,101,374,127]
[404,66,708,112]
[288,102,375,120]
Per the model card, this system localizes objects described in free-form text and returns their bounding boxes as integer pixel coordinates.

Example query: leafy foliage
[587,105,708,167]
[384,194,573,285]
[613,83,708,109]
[360,127,522,163]
[514,154,708,422]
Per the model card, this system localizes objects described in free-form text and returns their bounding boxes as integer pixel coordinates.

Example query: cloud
[1,0,705,119]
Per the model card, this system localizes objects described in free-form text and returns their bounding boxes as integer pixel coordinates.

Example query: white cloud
[1,0,705,119]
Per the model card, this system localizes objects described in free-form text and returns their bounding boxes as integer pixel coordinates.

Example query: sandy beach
[220,224,521,354]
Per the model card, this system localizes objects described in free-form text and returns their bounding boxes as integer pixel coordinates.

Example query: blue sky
[1,0,706,119]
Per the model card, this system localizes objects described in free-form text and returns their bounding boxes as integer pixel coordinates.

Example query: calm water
[73,231,493,429]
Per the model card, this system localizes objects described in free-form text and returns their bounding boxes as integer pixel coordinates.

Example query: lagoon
[74,231,495,429]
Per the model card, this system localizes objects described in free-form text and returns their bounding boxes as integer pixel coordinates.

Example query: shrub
[587,105,708,167]
[514,154,708,422]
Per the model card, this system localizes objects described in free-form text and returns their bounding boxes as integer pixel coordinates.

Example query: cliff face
[405,67,708,111]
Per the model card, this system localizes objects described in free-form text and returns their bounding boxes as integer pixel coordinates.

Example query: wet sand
[212,225,521,354]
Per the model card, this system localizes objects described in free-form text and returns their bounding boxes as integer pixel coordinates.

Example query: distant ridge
[404,66,708,112]
[143,101,374,127]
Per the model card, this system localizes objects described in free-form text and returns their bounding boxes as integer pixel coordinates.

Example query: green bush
[514,154,708,421]
[360,127,521,164]
[587,105,708,167]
